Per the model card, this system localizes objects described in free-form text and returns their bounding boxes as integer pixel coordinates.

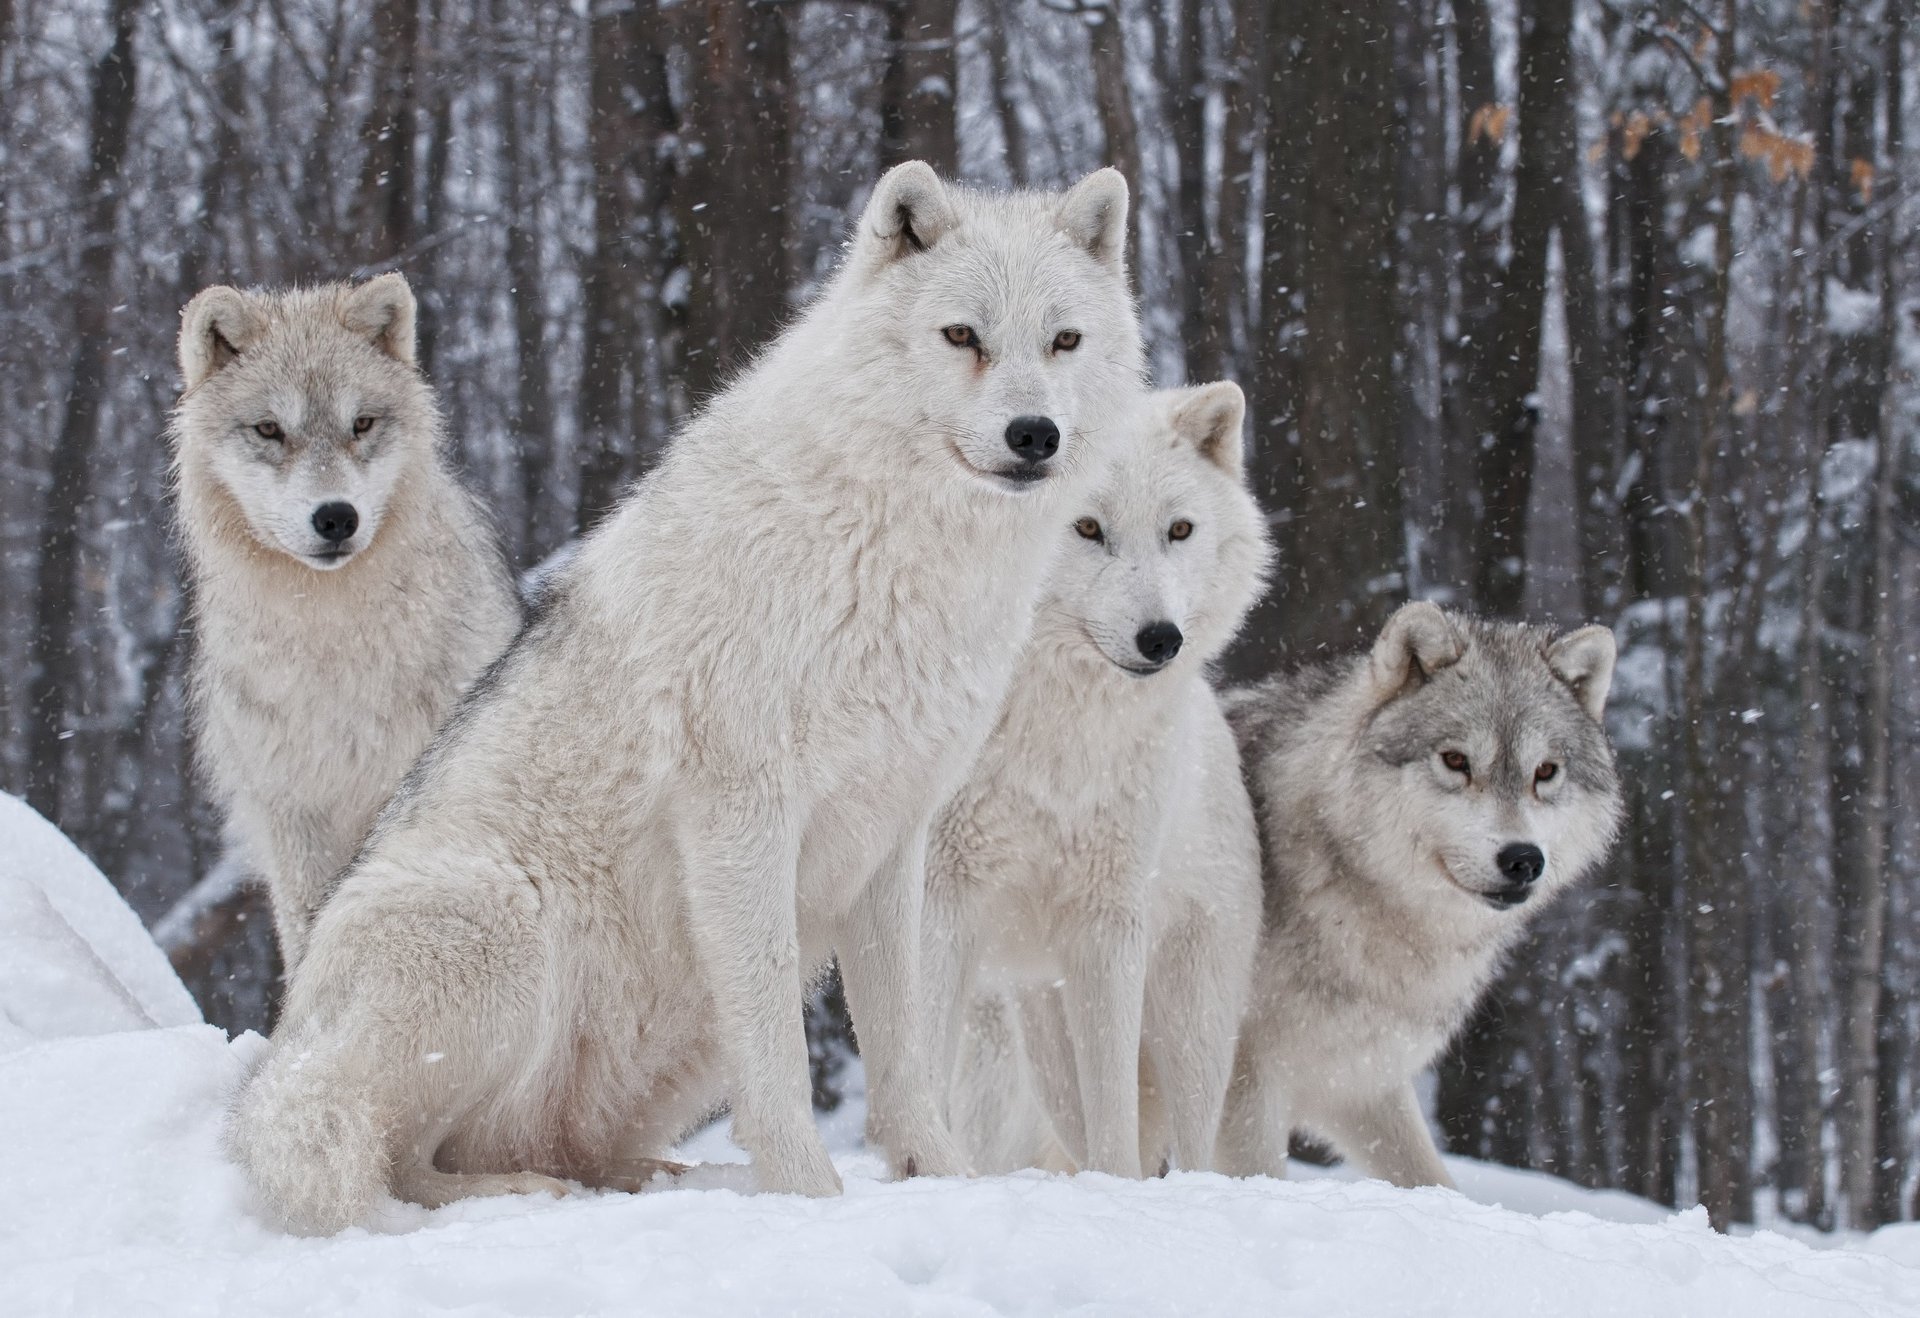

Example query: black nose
[1135,621,1183,666]
[1497,843,1545,886]
[312,501,359,544]
[1004,415,1060,465]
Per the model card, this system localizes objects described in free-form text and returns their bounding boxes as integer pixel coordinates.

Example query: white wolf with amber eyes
[226,162,1148,1234]
[929,382,1272,1178]
[1218,604,1624,1188]
[170,275,520,976]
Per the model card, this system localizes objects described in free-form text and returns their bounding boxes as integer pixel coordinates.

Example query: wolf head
[835,161,1145,497]
[1033,381,1272,676]
[171,275,436,570]
[1355,602,1623,917]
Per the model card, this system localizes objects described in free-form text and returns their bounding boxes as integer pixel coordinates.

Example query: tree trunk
[879,0,957,174]
[576,0,677,529]
[1469,0,1564,617]
[356,0,420,263]
[1082,1,1141,276]
[497,33,558,562]
[23,0,139,829]
[675,0,793,407]
[1231,0,1405,674]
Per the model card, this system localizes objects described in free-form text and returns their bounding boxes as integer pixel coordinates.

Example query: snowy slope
[0,793,199,1051]
[4,1024,1918,1317]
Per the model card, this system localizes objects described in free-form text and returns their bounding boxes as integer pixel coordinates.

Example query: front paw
[881,1118,969,1180]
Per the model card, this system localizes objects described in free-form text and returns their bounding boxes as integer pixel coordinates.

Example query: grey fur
[1216,602,1624,1188]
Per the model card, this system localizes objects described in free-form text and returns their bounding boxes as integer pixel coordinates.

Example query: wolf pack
[166,163,1626,1234]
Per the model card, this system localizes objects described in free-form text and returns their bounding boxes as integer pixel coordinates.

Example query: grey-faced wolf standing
[1217,602,1622,1187]
[171,275,520,974]
[929,382,1271,1178]
[228,163,1148,1232]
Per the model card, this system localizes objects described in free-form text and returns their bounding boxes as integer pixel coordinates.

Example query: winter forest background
[0,0,1915,1236]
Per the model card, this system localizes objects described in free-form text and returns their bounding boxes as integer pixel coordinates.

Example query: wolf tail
[225,1023,390,1235]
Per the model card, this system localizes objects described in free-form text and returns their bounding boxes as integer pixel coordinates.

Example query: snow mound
[0,793,200,1051]
[4,1026,1917,1316]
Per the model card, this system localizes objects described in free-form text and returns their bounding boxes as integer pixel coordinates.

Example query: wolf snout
[1134,621,1183,668]
[311,501,360,545]
[1489,843,1546,906]
[1003,415,1060,466]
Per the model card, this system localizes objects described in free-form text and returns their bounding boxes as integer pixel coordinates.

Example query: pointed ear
[340,272,417,366]
[1168,381,1247,478]
[1367,601,1464,704]
[178,286,263,390]
[1547,625,1616,723]
[858,160,961,266]
[1055,167,1129,272]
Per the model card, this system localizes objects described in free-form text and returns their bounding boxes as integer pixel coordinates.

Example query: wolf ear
[1547,625,1616,723]
[1055,168,1130,273]
[340,273,417,366]
[178,286,263,390]
[859,160,961,266]
[1168,381,1246,478]
[1367,601,1464,704]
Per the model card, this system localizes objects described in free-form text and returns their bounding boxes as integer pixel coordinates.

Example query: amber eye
[1441,750,1470,775]
[353,415,376,435]
[1169,519,1193,541]
[1535,762,1559,783]
[1053,330,1082,352]
[1074,516,1103,542]
[943,325,979,349]
[253,421,283,440]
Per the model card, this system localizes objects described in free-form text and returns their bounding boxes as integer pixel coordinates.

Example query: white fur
[226,164,1148,1233]
[1217,604,1625,1188]
[927,383,1272,1177]
[170,275,520,972]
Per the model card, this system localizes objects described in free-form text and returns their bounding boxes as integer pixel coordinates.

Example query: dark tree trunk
[1232,0,1406,675]
[24,0,139,829]
[356,0,420,263]
[879,0,957,174]
[675,0,793,407]
[575,0,677,529]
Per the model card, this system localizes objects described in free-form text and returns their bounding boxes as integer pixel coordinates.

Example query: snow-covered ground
[4,791,1919,1316]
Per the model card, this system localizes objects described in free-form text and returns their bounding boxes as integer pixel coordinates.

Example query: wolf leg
[1316,1085,1454,1190]
[1215,1039,1292,1179]
[1017,984,1088,1167]
[1059,914,1148,1177]
[676,798,840,1197]
[1141,918,1248,1172]
[837,827,966,1179]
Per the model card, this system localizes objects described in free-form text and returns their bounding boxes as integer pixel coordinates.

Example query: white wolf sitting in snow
[228,163,1147,1232]
[170,275,520,974]
[1217,604,1623,1187]
[928,382,1271,1178]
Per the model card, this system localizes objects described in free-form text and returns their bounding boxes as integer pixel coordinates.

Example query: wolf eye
[1074,517,1103,542]
[253,421,283,440]
[1169,519,1193,541]
[1441,750,1470,776]
[943,325,979,349]
[352,415,376,435]
[1535,762,1559,783]
[1053,330,1082,352]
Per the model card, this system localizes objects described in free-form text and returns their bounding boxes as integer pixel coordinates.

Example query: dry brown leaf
[1852,156,1875,202]
[1468,103,1513,146]
[1730,69,1781,110]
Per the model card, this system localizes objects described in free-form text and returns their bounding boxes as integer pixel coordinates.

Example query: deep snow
[0,794,200,1051]
[4,791,1919,1316]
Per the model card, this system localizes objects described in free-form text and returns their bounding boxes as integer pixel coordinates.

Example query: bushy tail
[225,1025,389,1235]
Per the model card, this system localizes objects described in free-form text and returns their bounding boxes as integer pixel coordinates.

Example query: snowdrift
[1,1024,1915,1316]
[0,792,199,1051]
[2,793,1917,1314]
